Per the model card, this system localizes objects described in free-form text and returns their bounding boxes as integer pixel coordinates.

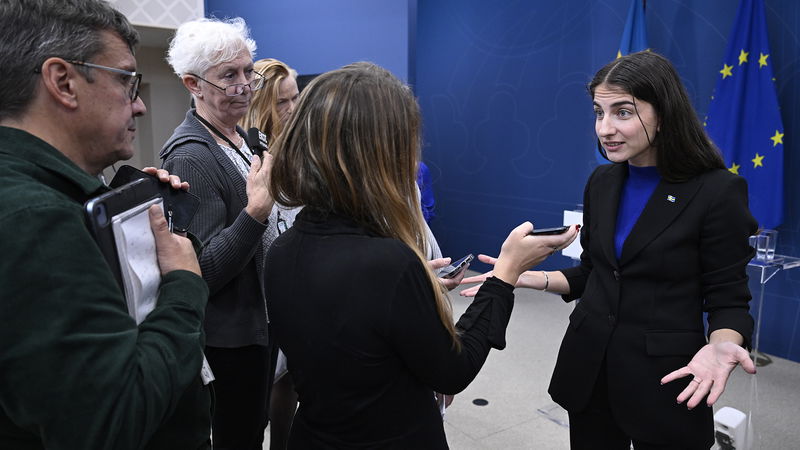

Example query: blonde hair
[269,62,459,349]
[239,58,297,143]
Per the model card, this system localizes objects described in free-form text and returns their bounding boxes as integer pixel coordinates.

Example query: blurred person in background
[240,57,301,450]
[241,58,300,148]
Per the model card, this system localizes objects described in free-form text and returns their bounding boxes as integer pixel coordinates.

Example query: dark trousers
[206,344,273,450]
[567,361,709,450]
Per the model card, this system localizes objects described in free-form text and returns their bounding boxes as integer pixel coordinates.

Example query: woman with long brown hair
[264,62,578,449]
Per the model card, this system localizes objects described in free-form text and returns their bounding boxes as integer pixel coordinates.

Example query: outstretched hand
[458,254,498,297]
[458,224,578,296]
[660,342,756,409]
[142,167,190,191]
[490,222,577,286]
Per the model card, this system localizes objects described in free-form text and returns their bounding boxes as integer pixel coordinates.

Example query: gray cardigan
[160,109,269,347]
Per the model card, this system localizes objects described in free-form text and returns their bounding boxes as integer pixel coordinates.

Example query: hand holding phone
[110,165,200,233]
[438,254,474,279]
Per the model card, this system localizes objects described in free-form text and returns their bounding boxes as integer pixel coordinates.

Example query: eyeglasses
[66,60,142,101]
[33,59,142,101]
[188,72,265,96]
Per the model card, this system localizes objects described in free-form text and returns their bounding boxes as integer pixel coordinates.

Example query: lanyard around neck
[193,111,252,166]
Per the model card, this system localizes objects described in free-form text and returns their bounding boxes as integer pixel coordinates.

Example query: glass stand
[746,254,800,367]
[730,254,800,450]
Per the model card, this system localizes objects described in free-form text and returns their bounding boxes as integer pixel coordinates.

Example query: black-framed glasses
[188,72,265,96]
[67,60,142,101]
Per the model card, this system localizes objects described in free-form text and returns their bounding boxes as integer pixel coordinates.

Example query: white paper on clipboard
[111,198,163,324]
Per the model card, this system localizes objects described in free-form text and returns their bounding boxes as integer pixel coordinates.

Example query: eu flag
[617,0,648,58]
[597,0,649,165]
[705,0,784,229]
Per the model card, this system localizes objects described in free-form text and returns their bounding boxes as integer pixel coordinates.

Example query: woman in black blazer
[463,51,758,449]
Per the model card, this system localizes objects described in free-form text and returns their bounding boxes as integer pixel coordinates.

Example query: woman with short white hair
[161,17,275,450]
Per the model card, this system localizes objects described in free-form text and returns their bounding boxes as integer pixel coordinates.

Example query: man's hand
[148,205,201,276]
[142,167,190,191]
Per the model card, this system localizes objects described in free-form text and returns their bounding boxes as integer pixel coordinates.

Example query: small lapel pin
[666,195,676,203]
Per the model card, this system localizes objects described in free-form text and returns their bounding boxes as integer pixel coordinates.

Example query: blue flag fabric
[596,0,649,165]
[618,0,648,58]
[705,0,784,229]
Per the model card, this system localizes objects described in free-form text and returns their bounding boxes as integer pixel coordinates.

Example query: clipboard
[85,177,163,322]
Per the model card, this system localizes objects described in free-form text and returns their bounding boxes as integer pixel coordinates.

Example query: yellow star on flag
[758,53,769,68]
[770,130,784,147]
[738,49,749,65]
[728,162,740,175]
[752,153,765,168]
[720,64,734,79]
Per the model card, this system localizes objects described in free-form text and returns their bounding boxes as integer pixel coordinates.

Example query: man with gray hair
[0,1,211,448]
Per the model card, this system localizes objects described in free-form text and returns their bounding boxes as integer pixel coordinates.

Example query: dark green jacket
[0,126,211,449]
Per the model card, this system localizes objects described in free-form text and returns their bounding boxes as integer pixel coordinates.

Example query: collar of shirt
[0,126,107,201]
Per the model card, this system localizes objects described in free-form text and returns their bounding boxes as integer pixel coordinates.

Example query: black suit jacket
[549,163,757,447]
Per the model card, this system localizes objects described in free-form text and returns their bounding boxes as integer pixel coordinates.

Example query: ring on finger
[691,378,702,384]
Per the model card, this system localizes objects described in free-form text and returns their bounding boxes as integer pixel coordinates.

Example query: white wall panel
[109,0,204,29]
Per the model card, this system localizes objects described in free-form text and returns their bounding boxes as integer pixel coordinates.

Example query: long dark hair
[589,51,725,181]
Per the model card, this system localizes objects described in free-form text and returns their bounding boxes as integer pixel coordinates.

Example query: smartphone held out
[438,254,474,279]
[527,226,570,236]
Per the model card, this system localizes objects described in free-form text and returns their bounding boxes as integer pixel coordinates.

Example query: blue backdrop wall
[206,0,800,362]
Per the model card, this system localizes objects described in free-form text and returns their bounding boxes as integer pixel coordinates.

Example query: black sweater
[265,208,515,449]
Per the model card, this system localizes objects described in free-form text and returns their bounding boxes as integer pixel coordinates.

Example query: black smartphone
[528,226,569,236]
[109,165,200,233]
[439,254,474,279]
